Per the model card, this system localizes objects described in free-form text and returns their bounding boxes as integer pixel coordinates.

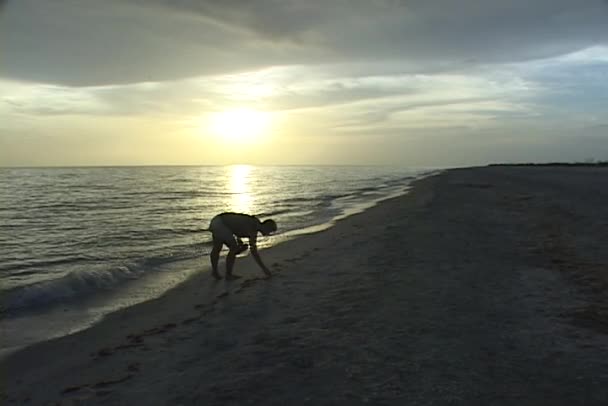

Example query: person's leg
[209,216,235,280]
[225,238,250,279]
[210,239,223,280]
[209,217,247,280]
[225,248,240,280]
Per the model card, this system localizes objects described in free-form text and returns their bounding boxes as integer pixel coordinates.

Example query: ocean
[0,165,434,354]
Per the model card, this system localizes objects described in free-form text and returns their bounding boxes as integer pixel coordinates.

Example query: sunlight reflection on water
[229,164,253,213]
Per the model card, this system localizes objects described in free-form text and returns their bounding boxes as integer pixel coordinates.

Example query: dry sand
[2,166,608,405]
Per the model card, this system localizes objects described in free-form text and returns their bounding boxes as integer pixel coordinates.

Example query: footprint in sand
[96,389,113,397]
[136,323,177,338]
[103,323,178,352]
[61,373,134,398]
[241,278,262,288]
[280,316,301,324]
[234,276,273,293]
[62,384,90,395]
[95,348,114,358]
[94,374,133,388]
[114,342,144,351]
[181,316,199,325]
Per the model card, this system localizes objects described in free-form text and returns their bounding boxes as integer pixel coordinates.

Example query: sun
[207,109,271,143]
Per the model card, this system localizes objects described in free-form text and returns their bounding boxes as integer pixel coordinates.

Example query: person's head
[259,219,277,236]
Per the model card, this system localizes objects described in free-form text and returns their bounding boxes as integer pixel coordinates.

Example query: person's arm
[249,234,271,277]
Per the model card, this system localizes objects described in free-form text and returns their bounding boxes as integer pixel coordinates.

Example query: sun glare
[207,109,271,143]
[229,165,253,213]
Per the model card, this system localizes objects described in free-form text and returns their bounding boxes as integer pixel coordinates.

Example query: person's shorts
[209,216,238,249]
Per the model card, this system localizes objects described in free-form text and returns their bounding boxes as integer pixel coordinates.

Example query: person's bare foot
[225,274,242,280]
[212,272,223,280]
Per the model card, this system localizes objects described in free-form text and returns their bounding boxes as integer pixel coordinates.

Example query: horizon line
[0,163,441,169]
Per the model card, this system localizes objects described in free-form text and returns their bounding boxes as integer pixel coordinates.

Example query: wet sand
[2,166,608,405]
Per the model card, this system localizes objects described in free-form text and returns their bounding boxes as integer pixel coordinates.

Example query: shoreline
[3,166,608,405]
[0,171,435,357]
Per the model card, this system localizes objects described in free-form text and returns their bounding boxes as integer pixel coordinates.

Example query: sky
[1,0,607,166]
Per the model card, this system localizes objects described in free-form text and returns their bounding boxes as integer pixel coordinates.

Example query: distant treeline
[489,161,608,167]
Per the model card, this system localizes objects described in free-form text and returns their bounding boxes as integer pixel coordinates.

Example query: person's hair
[261,219,277,235]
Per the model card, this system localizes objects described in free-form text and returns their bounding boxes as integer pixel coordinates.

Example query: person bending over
[208,212,277,280]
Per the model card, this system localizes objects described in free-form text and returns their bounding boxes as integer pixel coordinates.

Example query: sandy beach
[2,166,608,405]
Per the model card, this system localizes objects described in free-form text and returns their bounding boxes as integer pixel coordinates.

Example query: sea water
[0,165,434,353]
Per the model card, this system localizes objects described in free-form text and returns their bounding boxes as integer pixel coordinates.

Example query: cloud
[0,0,306,86]
[2,0,607,168]
[0,63,539,123]
[1,0,607,86]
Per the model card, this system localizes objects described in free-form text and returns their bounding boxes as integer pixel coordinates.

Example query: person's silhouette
[208,212,277,280]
